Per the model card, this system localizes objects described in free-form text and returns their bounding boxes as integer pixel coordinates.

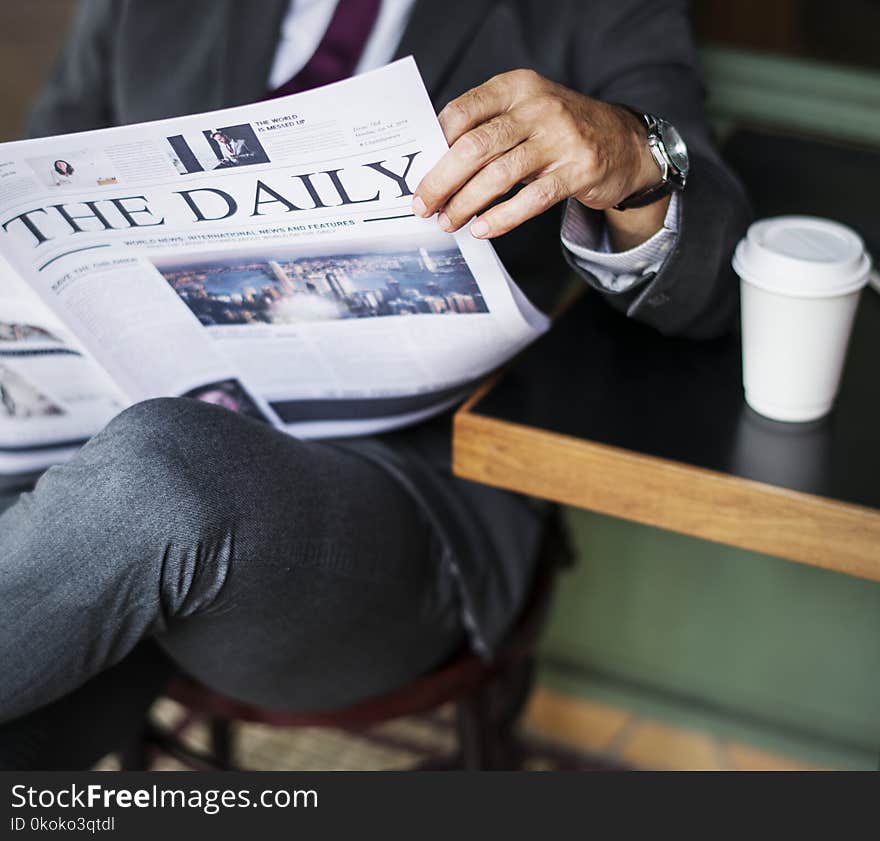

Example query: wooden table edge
[453,405,880,582]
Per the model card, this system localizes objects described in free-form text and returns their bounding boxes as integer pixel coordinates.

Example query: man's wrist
[604,194,670,252]
[632,129,665,194]
[618,105,664,197]
[593,106,671,251]
[613,108,690,212]
[561,195,680,293]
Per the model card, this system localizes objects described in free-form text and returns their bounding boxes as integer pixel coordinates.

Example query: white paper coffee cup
[733,216,871,422]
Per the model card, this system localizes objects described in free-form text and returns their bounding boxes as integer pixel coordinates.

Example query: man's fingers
[437,141,542,232]
[468,172,570,239]
[437,73,522,144]
[414,113,527,216]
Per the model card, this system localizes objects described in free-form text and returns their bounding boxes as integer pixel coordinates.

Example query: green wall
[538,510,880,767]
[702,47,880,147]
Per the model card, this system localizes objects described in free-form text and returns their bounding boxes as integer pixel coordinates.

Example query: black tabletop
[473,284,879,510]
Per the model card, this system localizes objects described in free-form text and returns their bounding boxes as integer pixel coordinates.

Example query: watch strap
[613,179,675,211]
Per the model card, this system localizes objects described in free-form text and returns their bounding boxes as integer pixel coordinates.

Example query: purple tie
[267,0,382,98]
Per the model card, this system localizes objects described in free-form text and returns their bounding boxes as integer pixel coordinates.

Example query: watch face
[658,120,689,178]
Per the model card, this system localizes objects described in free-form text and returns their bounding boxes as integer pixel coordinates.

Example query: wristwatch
[613,110,689,211]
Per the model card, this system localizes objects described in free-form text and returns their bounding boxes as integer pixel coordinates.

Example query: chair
[121,508,573,771]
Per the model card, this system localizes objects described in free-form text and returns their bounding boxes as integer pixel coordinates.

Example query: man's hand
[412,69,668,250]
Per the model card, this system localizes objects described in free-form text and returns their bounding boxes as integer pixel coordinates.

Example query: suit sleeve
[25,0,118,138]
[567,0,752,339]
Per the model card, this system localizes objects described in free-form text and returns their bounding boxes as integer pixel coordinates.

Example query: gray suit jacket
[27,0,752,654]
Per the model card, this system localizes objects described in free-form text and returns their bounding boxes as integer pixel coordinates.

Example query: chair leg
[209,718,234,768]
[118,724,151,771]
[454,658,536,771]
[494,657,536,735]
[492,657,535,769]
[456,688,499,770]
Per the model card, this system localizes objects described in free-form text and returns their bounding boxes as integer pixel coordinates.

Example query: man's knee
[102,397,208,450]
[91,397,304,534]
[86,399,229,533]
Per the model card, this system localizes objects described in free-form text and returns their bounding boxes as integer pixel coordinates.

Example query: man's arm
[26,0,117,138]
[571,0,752,338]
[412,0,751,339]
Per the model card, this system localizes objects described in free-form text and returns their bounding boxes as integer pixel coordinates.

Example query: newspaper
[0,58,548,476]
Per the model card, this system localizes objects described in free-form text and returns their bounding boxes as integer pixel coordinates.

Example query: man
[0,0,750,768]
[210,129,254,166]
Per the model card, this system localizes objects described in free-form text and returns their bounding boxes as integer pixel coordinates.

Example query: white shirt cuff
[561,193,680,293]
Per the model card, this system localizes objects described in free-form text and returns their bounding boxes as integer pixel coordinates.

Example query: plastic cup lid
[733,216,872,298]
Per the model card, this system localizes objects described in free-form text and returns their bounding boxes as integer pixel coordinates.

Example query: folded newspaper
[0,58,548,477]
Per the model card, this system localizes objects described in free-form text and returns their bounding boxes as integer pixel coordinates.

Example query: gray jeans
[0,398,467,764]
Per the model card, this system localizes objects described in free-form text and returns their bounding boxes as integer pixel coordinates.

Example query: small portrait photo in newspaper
[166,122,271,174]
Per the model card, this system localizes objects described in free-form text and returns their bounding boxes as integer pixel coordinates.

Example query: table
[453,287,880,581]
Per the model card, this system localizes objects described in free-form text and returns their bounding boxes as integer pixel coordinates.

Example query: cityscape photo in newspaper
[0,58,548,474]
[153,233,488,327]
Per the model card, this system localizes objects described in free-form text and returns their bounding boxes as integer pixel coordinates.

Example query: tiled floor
[95,697,617,772]
[92,689,823,772]
[524,690,824,771]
